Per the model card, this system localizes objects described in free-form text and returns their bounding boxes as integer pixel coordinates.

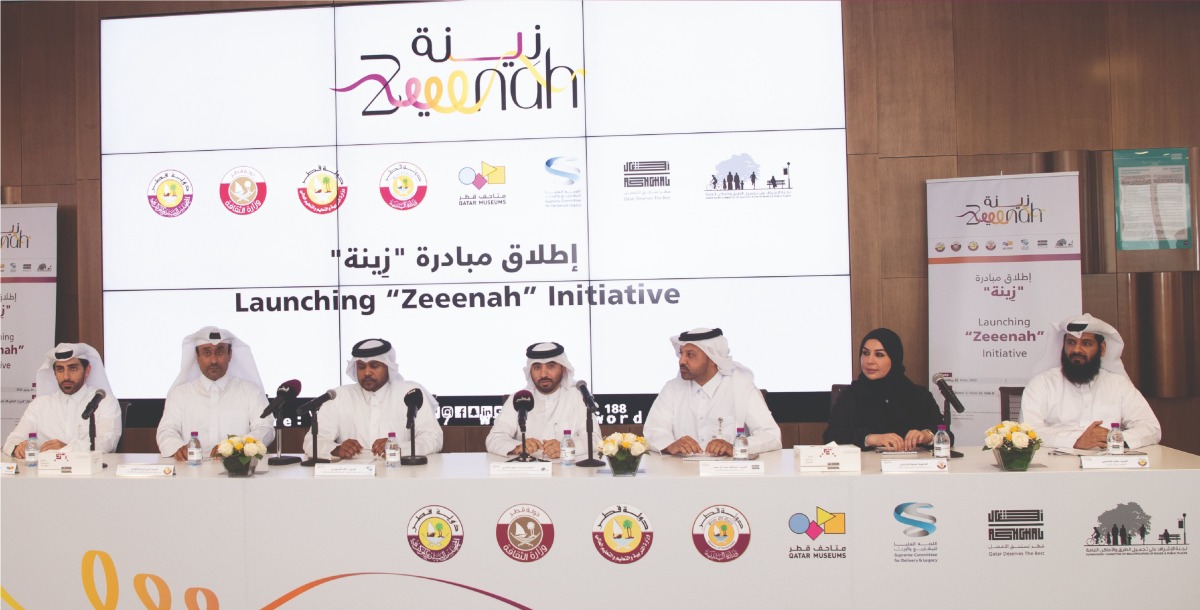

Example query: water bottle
[186,431,203,467]
[25,432,39,469]
[385,432,401,468]
[933,425,951,458]
[561,430,576,467]
[733,427,749,460]
[1107,423,1124,454]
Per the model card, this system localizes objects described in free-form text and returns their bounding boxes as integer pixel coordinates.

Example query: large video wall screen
[101,1,850,403]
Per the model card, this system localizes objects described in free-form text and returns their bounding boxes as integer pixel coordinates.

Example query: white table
[2,447,1197,608]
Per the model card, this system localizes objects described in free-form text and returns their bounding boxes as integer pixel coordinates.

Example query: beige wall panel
[1116,273,1140,388]
[877,155,957,279]
[953,2,1112,155]
[19,2,77,187]
[842,0,877,155]
[1152,397,1200,456]
[98,1,329,19]
[1081,273,1119,332]
[76,179,105,352]
[1,3,22,188]
[874,2,956,158]
[1109,2,1200,149]
[956,154,1034,179]
[880,276,929,386]
[77,2,101,182]
[847,154,881,371]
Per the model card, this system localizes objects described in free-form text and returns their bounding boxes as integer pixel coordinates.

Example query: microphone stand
[939,396,964,459]
[299,406,330,467]
[87,413,108,468]
[508,411,545,462]
[576,388,604,468]
[400,410,427,466]
[268,395,301,466]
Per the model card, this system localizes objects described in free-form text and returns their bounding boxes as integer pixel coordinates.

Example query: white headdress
[35,343,114,397]
[669,327,752,377]
[522,342,576,392]
[345,338,404,385]
[169,327,265,393]
[1032,313,1128,378]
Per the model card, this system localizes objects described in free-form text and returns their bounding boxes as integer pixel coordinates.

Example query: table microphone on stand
[400,388,428,466]
[574,380,605,467]
[81,389,107,467]
[264,379,302,466]
[507,390,545,462]
[298,390,337,467]
[933,373,965,458]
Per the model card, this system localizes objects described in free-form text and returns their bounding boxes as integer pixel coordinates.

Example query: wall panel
[842,0,878,155]
[954,2,1112,155]
[18,1,77,187]
[875,1,956,158]
[877,155,957,279]
[847,153,881,370]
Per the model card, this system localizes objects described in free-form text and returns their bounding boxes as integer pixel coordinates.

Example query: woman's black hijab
[852,327,913,399]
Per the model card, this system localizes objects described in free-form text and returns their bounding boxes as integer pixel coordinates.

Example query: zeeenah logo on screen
[1,224,32,249]
[333,25,584,118]
[957,195,1045,226]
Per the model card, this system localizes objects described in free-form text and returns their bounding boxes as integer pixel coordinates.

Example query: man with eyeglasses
[156,326,274,461]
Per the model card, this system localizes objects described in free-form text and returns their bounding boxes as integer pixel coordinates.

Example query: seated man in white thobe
[485,342,603,459]
[156,327,274,461]
[4,343,122,458]
[644,327,782,456]
[1022,313,1161,450]
[302,338,443,459]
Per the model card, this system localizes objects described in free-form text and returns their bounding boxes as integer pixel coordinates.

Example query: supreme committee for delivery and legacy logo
[219,167,267,215]
[380,162,428,210]
[592,504,653,564]
[691,505,751,562]
[408,505,464,562]
[496,504,555,562]
[147,170,193,218]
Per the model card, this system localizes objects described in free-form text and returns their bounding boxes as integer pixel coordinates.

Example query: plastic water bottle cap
[388,432,397,437]
[563,429,571,435]
[1111,423,1119,429]
[937,425,946,431]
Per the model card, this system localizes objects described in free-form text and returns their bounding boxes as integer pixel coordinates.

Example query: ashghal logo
[894,502,937,537]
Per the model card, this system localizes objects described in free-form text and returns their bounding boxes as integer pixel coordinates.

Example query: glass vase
[607,453,642,477]
[993,448,1036,472]
[223,455,259,478]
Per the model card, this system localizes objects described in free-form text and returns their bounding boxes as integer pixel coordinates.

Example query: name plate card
[489,462,552,477]
[880,457,949,473]
[1080,453,1150,469]
[699,460,765,476]
[37,450,103,476]
[315,463,376,477]
[1,463,16,475]
[116,464,176,477]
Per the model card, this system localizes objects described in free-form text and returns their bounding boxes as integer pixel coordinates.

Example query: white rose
[242,442,259,457]
[984,433,1003,449]
[605,432,622,443]
[622,433,637,444]
[1000,421,1016,429]
[217,441,234,457]
[630,442,646,457]
[1011,432,1030,449]
[602,440,618,456]
[1018,423,1034,433]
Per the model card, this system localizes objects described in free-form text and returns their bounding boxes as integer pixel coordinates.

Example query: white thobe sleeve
[157,390,188,457]
[70,395,122,453]
[643,382,679,452]
[485,397,521,456]
[1115,381,1161,449]
[740,383,782,455]
[3,399,43,456]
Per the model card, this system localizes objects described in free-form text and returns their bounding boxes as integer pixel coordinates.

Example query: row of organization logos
[932,237,1075,255]
[404,501,1188,565]
[142,154,796,218]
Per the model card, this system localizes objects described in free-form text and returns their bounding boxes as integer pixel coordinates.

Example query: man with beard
[157,327,274,460]
[1022,314,1161,450]
[485,342,602,458]
[4,343,122,457]
[644,328,781,456]
[303,338,442,459]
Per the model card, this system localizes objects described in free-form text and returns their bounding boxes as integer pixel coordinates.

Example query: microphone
[932,373,966,414]
[512,389,534,433]
[296,389,337,417]
[575,380,599,414]
[403,388,424,429]
[81,389,106,419]
[260,379,301,419]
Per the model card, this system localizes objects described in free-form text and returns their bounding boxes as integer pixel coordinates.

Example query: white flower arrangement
[982,421,1042,452]
[599,432,650,459]
[217,435,267,467]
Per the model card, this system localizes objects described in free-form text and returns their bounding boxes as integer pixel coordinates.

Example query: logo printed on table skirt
[496,504,555,562]
[592,504,653,564]
[691,504,751,562]
[408,505,464,562]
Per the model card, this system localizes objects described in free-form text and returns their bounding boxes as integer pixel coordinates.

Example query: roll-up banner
[926,173,1081,442]
[1,203,59,441]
